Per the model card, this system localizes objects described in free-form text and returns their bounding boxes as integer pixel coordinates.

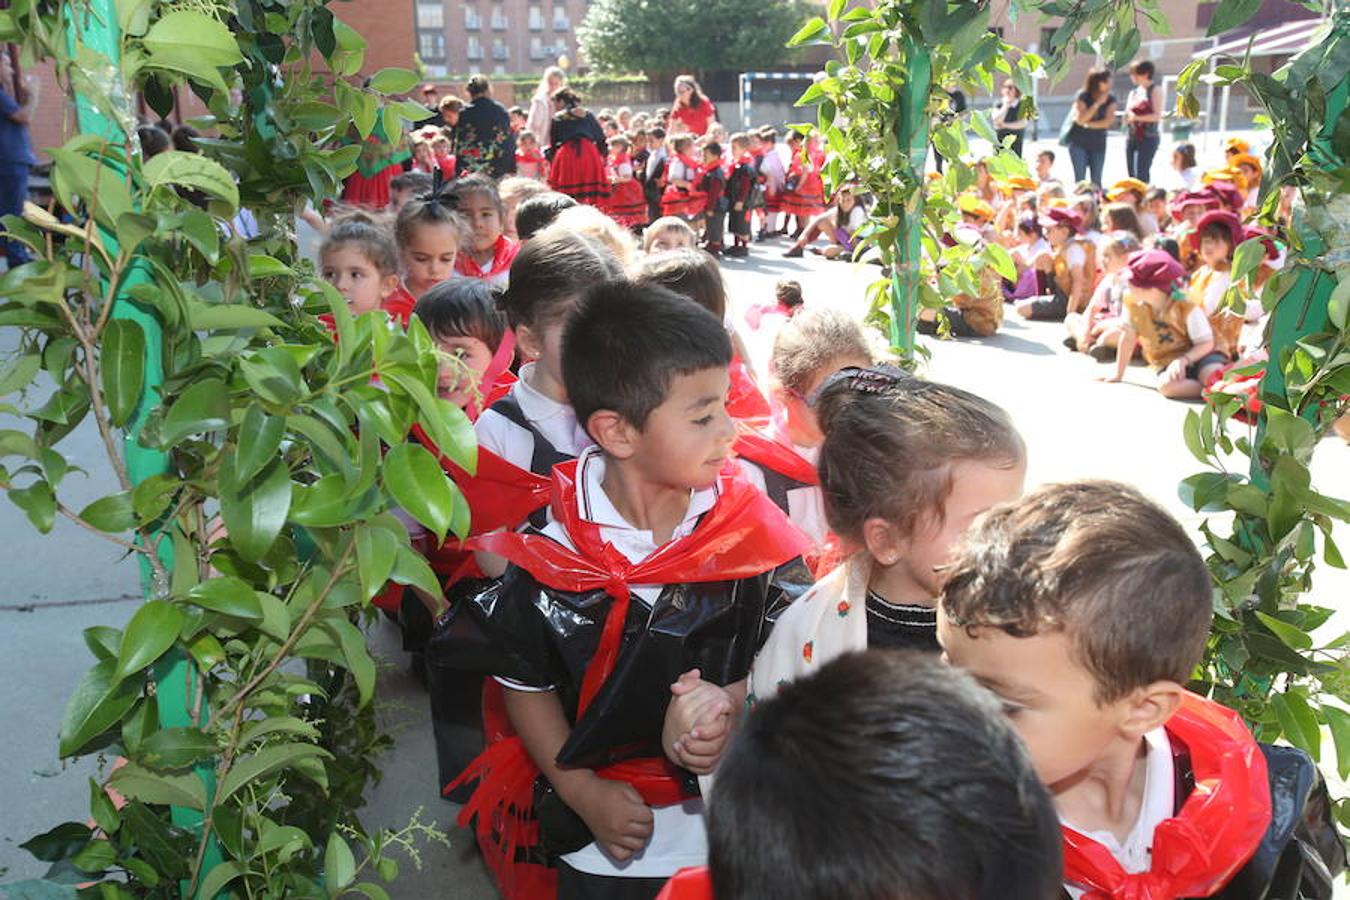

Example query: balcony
[467,44,484,60]
[553,18,569,31]
[491,14,508,29]
[529,44,549,60]
[492,44,509,60]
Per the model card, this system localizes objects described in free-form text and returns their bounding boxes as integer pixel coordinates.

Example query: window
[494,63,507,74]
[530,36,547,60]
[491,8,508,29]
[418,31,445,59]
[467,35,484,59]
[416,2,443,28]
[464,6,481,29]
[424,63,448,77]
[529,6,544,29]
[552,7,569,30]
[1037,25,1058,54]
[493,37,508,59]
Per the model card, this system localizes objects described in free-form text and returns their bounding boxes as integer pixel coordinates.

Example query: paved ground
[2,239,1345,894]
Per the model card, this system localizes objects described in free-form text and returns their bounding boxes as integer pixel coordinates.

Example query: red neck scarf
[471,457,809,712]
[733,423,818,486]
[1062,692,1271,900]
[726,357,771,421]
[465,329,517,421]
[658,867,713,900]
[675,151,702,175]
[455,235,520,281]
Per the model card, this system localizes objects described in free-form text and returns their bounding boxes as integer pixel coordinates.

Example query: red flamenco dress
[779,145,825,219]
[660,152,709,219]
[340,119,411,210]
[601,152,649,228]
[547,108,611,205]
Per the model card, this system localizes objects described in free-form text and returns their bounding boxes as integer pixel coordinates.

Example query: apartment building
[415,0,593,77]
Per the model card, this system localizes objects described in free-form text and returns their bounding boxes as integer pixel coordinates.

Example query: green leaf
[115,211,156,253]
[1231,238,1265,285]
[1207,0,1263,36]
[383,443,456,543]
[83,625,122,661]
[196,860,246,899]
[58,659,142,757]
[48,147,133,229]
[324,832,357,892]
[1269,691,1321,760]
[219,456,292,563]
[142,10,244,67]
[375,857,398,882]
[70,837,116,874]
[187,300,284,330]
[235,404,285,483]
[389,544,443,602]
[1328,274,1349,330]
[1254,611,1313,650]
[356,523,399,600]
[19,822,93,862]
[238,716,320,746]
[984,242,1016,281]
[10,478,57,533]
[77,492,137,533]
[138,726,218,770]
[215,742,331,804]
[89,777,120,834]
[116,600,184,680]
[116,0,152,36]
[108,761,207,810]
[350,885,391,900]
[368,67,419,94]
[160,378,230,446]
[256,591,292,642]
[142,150,239,212]
[323,617,376,707]
[787,16,830,47]
[183,576,264,621]
[186,632,226,670]
[0,352,40,395]
[1325,705,1350,780]
[240,346,305,407]
[247,254,294,278]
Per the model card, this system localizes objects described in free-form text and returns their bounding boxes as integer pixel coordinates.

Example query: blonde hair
[771,307,877,395]
[553,205,638,268]
[642,216,697,253]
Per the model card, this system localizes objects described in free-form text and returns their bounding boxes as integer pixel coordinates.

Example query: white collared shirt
[735,419,827,546]
[474,362,594,472]
[1063,728,1176,898]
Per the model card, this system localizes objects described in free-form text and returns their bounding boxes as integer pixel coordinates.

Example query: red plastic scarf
[465,329,518,421]
[471,458,809,712]
[1062,692,1271,900]
[726,357,771,421]
[455,234,521,281]
[732,424,819,486]
[658,867,713,900]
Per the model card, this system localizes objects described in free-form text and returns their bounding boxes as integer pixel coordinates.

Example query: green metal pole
[64,3,222,892]
[890,37,931,358]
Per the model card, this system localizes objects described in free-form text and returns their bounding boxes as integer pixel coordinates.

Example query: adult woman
[991,80,1028,157]
[525,65,565,148]
[669,74,717,136]
[454,75,516,178]
[545,88,609,203]
[1064,67,1116,187]
[1124,60,1163,182]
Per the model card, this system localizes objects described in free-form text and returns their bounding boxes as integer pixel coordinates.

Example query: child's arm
[504,687,655,860]
[662,670,746,775]
[1101,326,1137,383]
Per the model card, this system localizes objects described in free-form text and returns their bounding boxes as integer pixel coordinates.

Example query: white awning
[1196,17,1327,60]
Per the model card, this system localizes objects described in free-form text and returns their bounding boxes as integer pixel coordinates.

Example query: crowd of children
[300,91,1344,900]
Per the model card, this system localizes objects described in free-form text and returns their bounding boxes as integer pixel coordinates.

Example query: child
[498,176,549,240]
[388,170,433,215]
[447,174,520,289]
[508,105,528,134]
[779,131,825,235]
[744,278,804,331]
[1185,209,1242,358]
[781,185,866,259]
[415,278,515,416]
[660,135,707,220]
[395,194,465,299]
[1016,207,1094,321]
[938,481,1345,900]
[1171,141,1199,190]
[1064,233,1138,359]
[643,126,668,223]
[643,216,697,254]
[1005,215,1053,301]
[1103,248,1227,399]
[601,134,650,230]
[723,134,755,257]
[515,191,579,241]
[431,129,457,181]
[698,141,727,255]
[454,282,809,900]
[665,652,1062,900]
[515,131,549,182]
[554,204,639,268]
[755,127,787,239]
[632,248,769,421]
[319,212,413,323]
[1035,148,1056,183]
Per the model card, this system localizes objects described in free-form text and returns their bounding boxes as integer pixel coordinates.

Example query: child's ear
[586,409,639,460]
[1117,680,1184,739]
[861,516,906,568]
[380,273,401,299]
[515,324,543,362]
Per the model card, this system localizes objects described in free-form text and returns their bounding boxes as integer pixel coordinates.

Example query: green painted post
[63,2,222,892]
[890,37,932,358]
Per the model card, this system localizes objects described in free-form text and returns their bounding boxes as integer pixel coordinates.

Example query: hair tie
[809,364,911,407]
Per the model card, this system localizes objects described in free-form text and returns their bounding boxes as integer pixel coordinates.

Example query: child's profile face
[647,227,693,254]
[1036,155,1052,176]
[401,223,460,298]
[1103,248,1125,273]
[936,612,1126,791]
[434,334,495,408]
[781,354,871,448]
[459,192,505,256]
[625,366,736,491]
[321,245,396,315]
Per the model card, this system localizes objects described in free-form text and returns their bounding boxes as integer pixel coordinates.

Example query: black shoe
[1089,344,1115,362]
[726,245,749,257]
[783,246,804,258]
[755,231,773,242]
[1063,336,1078,351]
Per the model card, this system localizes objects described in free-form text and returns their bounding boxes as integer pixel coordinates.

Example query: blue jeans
[1068,142,1105,188]
[1126,134,1160,183]
[0,163,30,268]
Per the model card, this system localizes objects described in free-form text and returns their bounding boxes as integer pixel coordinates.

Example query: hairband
[808,364,912,407]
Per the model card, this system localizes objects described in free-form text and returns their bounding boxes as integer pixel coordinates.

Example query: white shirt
[474,363,593,470]
[524,447,714,879]
[735,422,828,546]
[1185,306,1214,346]
[1063,728,1176,898]
[1015,238,1052,267]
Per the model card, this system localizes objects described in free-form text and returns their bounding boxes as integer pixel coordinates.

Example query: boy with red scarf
[723,134,756,258]
[453,282,811,900]
[938,482,1344,900]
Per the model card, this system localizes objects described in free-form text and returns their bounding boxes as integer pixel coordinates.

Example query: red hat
[1126,248,1186,292]
[1199,181,1245,214]
[1168,189,1220,223]
[1188,209,1245,253]
[1038,206,1083,234]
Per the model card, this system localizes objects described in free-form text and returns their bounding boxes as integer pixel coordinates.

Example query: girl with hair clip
[661,369,1027,778]
[394,193,466,299]
[659,135,708,220]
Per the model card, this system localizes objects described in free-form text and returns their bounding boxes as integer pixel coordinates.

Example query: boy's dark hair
[502,229,621,330]
[1175,142,1197,168]
[649,125,666,141]
[1200,219,1237,252]
[513,191,579,241]
[703,141,723,158]
[321,212,400,277]
[774,278,803,309]
[1145,186,1167,204]
[1037,148,1055,163]
[508,105,526,117]
[633,248,727,321]
[390,170,434,196]
[941,481,1213,703]
[445,172,506,220]
[413,278,507,351]
[816,371,1023,544]
[1131,59,1156,80]
[563,280,731,432]
[1151,235,1182,262]
[171,124,199,153]
[393,195,466,250]
[708,650,1062,900]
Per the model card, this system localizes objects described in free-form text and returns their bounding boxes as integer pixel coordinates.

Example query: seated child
[318,212,411,323]
[743,278,804,331]
[938,481,1346,900]
[498,176,550,240]
[1016,207,1094,321]
[663,369,1025,776]
[514,191,579,242]
[1103,248,1227,399]
[643,216,698,255]
[633,249,767,420]
[1064,233,1138,358]
[1185,209,1242,359]
[1005,215,1054,301]
[658,651,1062,900]
[454,281,809,900]
[917,237,1004,339]
[395,194,465,300]
[447,174,521,288]
[781,185,867,260]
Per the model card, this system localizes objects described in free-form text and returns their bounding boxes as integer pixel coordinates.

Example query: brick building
[414,0,591,78]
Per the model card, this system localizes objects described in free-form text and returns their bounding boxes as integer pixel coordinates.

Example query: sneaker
[783,246,804,258]
[1089,344,1115,363]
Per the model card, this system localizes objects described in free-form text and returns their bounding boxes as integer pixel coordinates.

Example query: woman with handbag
[1063,67,1116,188]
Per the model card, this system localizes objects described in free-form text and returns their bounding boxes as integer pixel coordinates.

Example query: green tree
[578,0,807,77]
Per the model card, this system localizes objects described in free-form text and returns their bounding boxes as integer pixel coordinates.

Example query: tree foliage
[578,0,809,77]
